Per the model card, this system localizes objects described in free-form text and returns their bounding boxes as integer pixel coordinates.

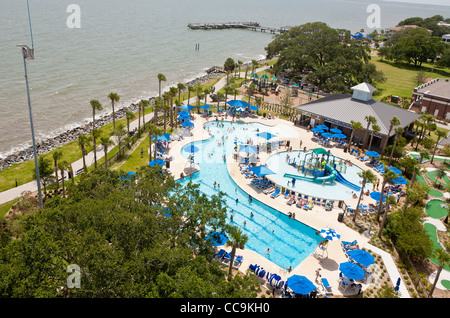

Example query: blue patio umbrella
[387,166,402,175]
[238,144,258,154]
[152,133,171,142]
[249,105,259,111]
[321,132,334,138]
[120,171,137,180]
[178,104,196,111]
[316,124,329,130]
[248,165,275,177]
[356,32,364,37]
[178,115,192,120]
[393,176,408,185]
[206,232,228,246]
[286,275,316,295]
[183,144,199,154]
[256,131,277,140]
[339,262,365,280]
[319,228,341,241]
[181,121,194,127]
[200,104,211,109]
[178,110,189,116]
[330,128,342,134]
[311,128,324,133]
[149,158,165,167]
[351,34,361,39]
[333,133,347,139]
[365,151,380,158]
[347,249,375,267]
[227,100,250,108]
[370,191,386,203]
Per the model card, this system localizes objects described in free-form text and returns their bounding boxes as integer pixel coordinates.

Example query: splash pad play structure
[283,148,360,191]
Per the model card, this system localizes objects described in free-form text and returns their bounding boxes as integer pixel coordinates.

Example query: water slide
[335,170,361,192]
[284,164,337,184]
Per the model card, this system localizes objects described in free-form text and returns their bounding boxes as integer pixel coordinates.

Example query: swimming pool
[177,121,349,269]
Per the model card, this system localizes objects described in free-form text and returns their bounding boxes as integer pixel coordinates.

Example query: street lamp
[17,0,43,208]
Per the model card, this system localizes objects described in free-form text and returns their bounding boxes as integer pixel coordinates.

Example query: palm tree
[353,169,377,222]
[388,126,404,165]
[125,110,135,134]
[376,169,397,222]
[247,83,256,105]
[91,128,101,169]
[162,98,171,133]
[52,150,63,190]
[251,59,259,74]
[90,99,103,169]
[224,57,235,85]
[177,82,186,103]
[108,92,120,133]
[237,60,243,78]
[203,87,211,106]
[139,99,149,133]
[216,91,224,113]
[100,136,114,169]
[77,134,92,170]
[187,85,195,106]
[431,130,447,164]
[363,115,377,150]
[153,97,163,126]
[382,116,401,155]
[58,160,69,197]
[147,123,158,162]
[347,120,363,152]
[368,124,381,151]
[152,125,164,160]
[113,122,127,157]
[418,148,430,164]
[68,162,75,185]
[157,73,166,98]
[194,85,204,114]
[225,225,248,281]
[428,248,450,297]
[378,195,397,239]
[416,114,435,150]
[169,86,178,129]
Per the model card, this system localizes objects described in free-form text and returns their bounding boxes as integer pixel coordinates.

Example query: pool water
[177,121,359,269]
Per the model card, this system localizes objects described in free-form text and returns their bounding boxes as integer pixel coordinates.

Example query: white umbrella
[319,228,341,241]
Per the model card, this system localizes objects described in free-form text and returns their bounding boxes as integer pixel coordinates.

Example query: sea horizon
[1,0,449,160]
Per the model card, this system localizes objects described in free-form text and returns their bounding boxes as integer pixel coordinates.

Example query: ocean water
[1,0,449,158]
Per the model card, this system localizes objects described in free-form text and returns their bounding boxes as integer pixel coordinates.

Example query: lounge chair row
[249,264,285,290]
[284,191,334,211]
[214,249,243,269]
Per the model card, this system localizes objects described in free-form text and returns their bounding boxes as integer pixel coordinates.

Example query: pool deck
[166,114,411,298]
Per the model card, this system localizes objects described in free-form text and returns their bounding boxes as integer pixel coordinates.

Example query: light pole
[18,0,43,208]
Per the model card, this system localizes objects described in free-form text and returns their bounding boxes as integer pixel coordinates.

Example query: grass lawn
[371,55,450,100]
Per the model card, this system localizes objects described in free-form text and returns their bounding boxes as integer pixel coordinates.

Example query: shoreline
[0,69,226,171]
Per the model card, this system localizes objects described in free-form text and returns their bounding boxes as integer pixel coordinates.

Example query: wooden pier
[187,22,290,35]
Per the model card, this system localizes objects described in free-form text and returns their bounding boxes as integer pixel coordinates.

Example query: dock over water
[187,22,290,35]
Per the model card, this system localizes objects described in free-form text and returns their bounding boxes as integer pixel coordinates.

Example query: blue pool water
[177,121,363,269]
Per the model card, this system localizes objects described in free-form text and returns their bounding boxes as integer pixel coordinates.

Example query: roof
[415,79,450,100]
[351,82,377,94]
[295,94,421,136]
[385,25,432,33]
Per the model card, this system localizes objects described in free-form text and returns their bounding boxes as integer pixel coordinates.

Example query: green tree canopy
[265,22,385,92]
[0,168,260,297]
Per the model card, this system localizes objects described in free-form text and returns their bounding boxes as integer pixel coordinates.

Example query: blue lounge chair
[214,249,226,260]
[271,188,281,198]
[283,189,290,198]
[321,278,333,295]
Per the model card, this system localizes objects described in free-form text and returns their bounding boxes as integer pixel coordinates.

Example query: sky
[382,0,450,7]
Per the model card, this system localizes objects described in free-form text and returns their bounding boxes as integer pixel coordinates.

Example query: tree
[187,85,195,106]
[153,96,162,126]
[368,123,381,151]
[376,169,397,223]
[353,169,377,222]
[378,195,397,239]
[157,73,166,98]
[90,100,103,169]
[363,115,377,150]
[237,60,243,78]
[139,99,150,134]
[388,126,404,165]
[100,136,114,169]
[52,150,63,190]
[225,225,248,281]
[113,123,127,157]
[125,110,135,134]
[91,129,101,169]
[169,87,178,129]
[108,92,120,133]
[383,116,401,155]
[194,85,204,115]
[224,58,235,85]
[58,160,69,197]
[77,134,92,170]
[347,120,363,152]
[389,27,445,67]
[431,129,447,164]
[428,249,450,298]
[33,156,54,199]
